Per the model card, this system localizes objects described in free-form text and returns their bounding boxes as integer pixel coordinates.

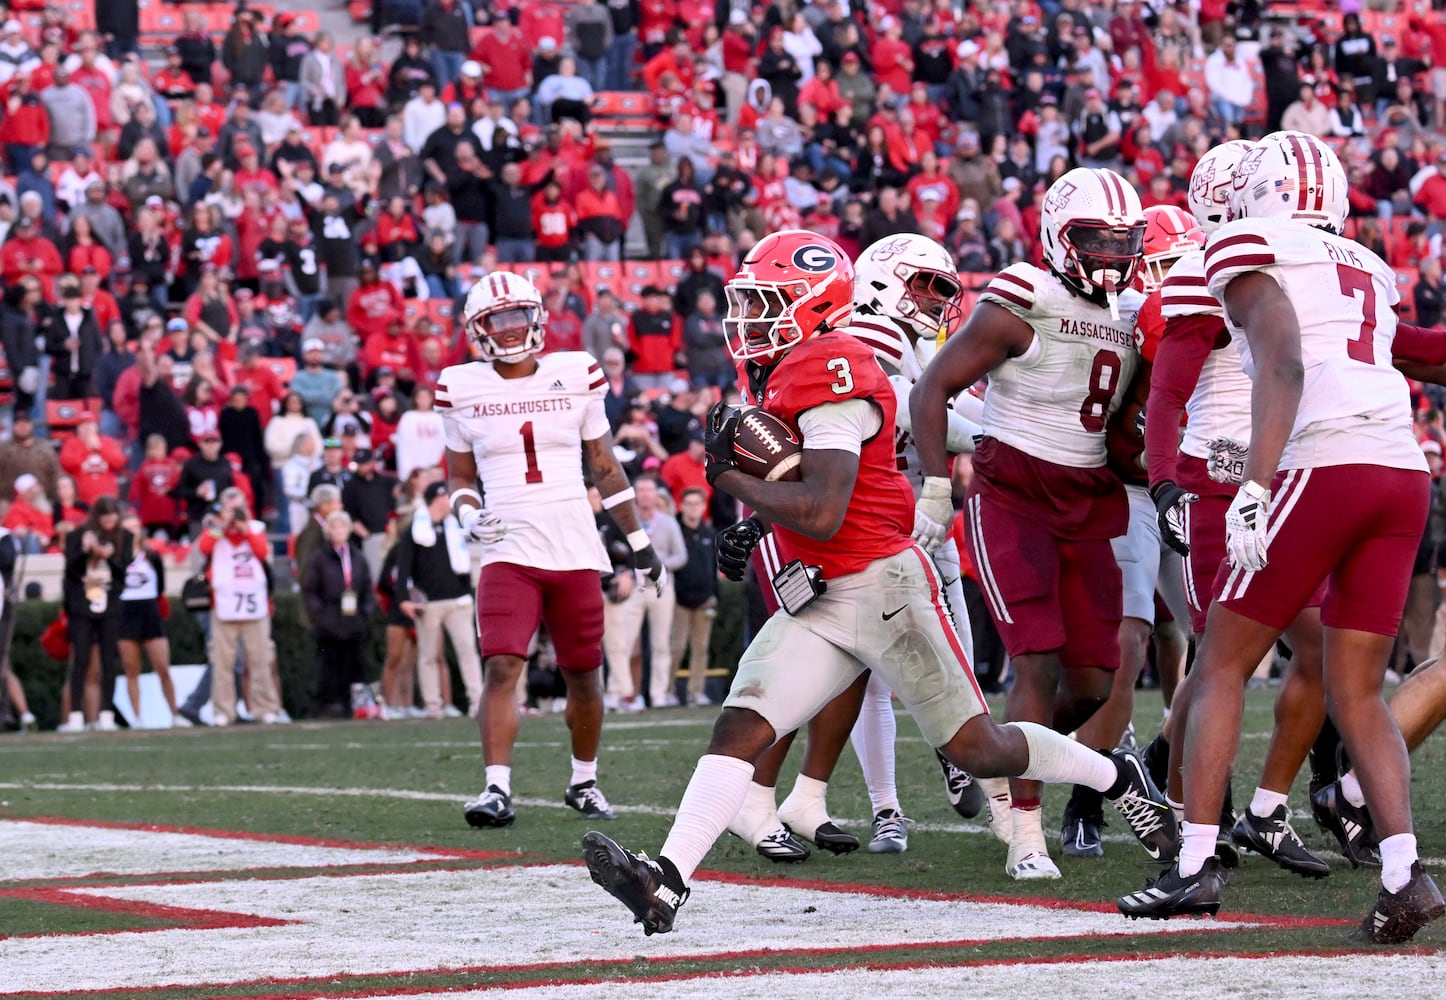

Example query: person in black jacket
[421,0,471,90]
[269,14,311,110]
[97,0,140,59]
[670,488,717,706]
[175,432,234,537]
[341,449,400,576]
[0,279,42,415]
[395,482,482,718]
[221,11,270,100]
[302,510,375,718]
[43,283,102,400]
[58,497,131,732]
[671,246,725,319]
[219,386,270,513]
[175,11,217,86]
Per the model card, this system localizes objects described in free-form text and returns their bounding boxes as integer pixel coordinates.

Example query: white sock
[1010,721,1117,791]
[570,757,597,787]
[485,765,512,796]
[1248,786,1289,819]
[1340,770,1366,808]
[728,781,780,845]
[1178,821,1219,877]
[1010,802,1046,850]
[778,774,832,834]
[1166,795,1184,824]
[1380,833,1419,893]
[660,754,755,883]
[849,673,900,815]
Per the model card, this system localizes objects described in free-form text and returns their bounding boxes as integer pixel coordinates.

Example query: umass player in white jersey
[440,272,665,831]
[913,167,1162,882]
[1118,131,1443,942]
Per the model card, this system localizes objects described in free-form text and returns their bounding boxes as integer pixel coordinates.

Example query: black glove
[631,542,667,594]
[1149,480,1197,557]
[716,516,765,582]
[704,402,744,487]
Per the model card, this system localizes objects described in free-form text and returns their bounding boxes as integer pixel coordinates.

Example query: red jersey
[130,457,182,527]
[59,436,127,505]
[742,332,914,579]
[1134,288,1165,365]
[533,200,576,249]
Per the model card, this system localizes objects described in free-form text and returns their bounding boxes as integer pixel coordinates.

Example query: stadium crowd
[3,0,1446,729]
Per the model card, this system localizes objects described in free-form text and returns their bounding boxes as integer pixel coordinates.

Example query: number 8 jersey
[437,351,612,572]
[1203,217,1427,475]
[976,262,1144,469]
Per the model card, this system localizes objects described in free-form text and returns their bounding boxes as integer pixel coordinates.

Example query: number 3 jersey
[1203,218,1426,475]
[437,351,612,572]
[971,262,1143,538]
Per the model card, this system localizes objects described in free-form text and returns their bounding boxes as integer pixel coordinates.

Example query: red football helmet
[1139,204,1204,294]
[724,230,855,364]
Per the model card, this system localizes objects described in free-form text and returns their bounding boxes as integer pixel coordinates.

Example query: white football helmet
[853,234,965,342]
[1041,167,1145,317]
[462,271,548,363]
[1187,139,1254,234]
[1230,131,1348,234]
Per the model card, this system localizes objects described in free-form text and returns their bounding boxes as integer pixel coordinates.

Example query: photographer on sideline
[198,487,282,726]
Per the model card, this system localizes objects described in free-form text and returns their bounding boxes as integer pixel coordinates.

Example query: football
[732,407,804,482]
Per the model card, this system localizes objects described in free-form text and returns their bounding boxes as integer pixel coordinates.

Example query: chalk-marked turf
[0,819,455,882]
[2,781,1432,866]
[373,953,1446,1000]
[0,860,1264,994]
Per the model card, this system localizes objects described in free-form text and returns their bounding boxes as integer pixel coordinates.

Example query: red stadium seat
[657,259,688,284]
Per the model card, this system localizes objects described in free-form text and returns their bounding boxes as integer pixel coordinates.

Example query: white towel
[412,509,471,577]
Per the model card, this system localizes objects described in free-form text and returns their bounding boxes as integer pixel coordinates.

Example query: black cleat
[1351,863,1445,944]
[582,831,689,935]
[754,827,810,863]
[798,821,860,855]
[1232,805,1330,879]
[1216,786,1241,870]
[936,749,985,818]
[1105,748,1179,863]
[1311,781,1381,868]
[1061,785,1105,859]
[463,785,515,828]
[565,780,617,820]
[1118,858,1226,919]
[1141,732,1169,793]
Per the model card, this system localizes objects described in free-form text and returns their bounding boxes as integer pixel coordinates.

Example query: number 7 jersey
[436,351,612,572]
[976,262,1144,468]
[1203,217,1426,474]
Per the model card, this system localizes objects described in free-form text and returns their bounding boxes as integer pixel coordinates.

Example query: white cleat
[1006,844,1062,880]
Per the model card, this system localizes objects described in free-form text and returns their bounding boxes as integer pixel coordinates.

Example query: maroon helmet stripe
[1097,170,1116,213]
[1286,134,1310,211]
[1108,171,1130,214]
[1309,140,1325,211]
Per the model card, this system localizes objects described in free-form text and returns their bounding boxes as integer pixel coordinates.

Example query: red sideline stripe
[1205,254,1275,283]
[986,286,1031,309]
[994,270,1034,291]
[0,886,294,937]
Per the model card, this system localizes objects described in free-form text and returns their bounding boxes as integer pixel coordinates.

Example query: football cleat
[979,776,1013,843]
[868,809,910,854]
[1231,805,1329,879]
[1216,786,1241,869]
[754,826,811,863]
[1311,781,1381,868]
[582,832,689,936]
[802,821,860,855]
[1061,786,1106,859]
[464,785,516,828]
[1351,863,1446,944]
[936,749,985,818]
[1118,858,1225,919]
[565,780,617,821]
[1105,748,1179,862]
[1006,843,1062,881]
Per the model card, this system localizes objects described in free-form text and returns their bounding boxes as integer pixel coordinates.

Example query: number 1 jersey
[1204,218,1426,475]
[437,352,612,572]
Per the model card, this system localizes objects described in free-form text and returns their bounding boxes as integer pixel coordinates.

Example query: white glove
[460,506,508,544]
[17,366,38,395]
[1206,437,1248,485]
[1224,480,1271,571]
[912,476,954,553]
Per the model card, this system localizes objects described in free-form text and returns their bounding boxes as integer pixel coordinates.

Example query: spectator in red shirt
[644,36,695,95]
[0,75,50,173]
[541,287,584,353]
[870,16,914,96]
[65,215,112,280]
[0,216,62,299]
[798,57,846,120]
[533,177,578,263]
[470,18,532,109]
[129,434,183,537]
[638,0,678,58]
[661,435,709,507]
[628,285,682,388]
[232,343,287,428]
[721,11,757,124]
[348,261,406,341]
[3,473,54,553]
[363,318,423,385]
[60,416,128,506]
[906,150,961,223]
[1414,151,1446,225]
[575,163,626,263]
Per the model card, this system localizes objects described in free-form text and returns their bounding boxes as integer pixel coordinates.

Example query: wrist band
[450,488,483,513]
[601,487,636,510]
[627,529,651,552]
[1241,480,1270,502]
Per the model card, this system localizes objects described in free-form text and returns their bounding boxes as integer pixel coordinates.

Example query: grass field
[3,689,1446,998]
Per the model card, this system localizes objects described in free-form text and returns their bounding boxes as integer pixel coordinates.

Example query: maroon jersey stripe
[985,286,1031,309]
[994,271,1034,291]
[1205,253,1276,282]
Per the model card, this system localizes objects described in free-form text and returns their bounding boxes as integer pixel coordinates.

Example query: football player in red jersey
[583,231,1176,936]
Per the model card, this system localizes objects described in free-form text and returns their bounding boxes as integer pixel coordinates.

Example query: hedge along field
[7,581,749,730]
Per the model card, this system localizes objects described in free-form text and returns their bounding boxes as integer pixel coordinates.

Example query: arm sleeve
[796,398,882,455]
[1392,322,1446,366]
[1145,314,1222,490]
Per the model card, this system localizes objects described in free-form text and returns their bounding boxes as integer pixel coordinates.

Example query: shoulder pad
[1160,249,1221,319]
[978,262,1043,319]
